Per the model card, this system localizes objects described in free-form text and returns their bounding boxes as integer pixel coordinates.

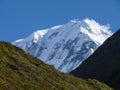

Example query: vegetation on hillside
[0,41,112,90]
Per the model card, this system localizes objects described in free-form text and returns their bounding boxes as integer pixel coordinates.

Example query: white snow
[13,18,112,73]
[14,39,24,43]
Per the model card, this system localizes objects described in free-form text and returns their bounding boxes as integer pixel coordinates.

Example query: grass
[0,41,113,90]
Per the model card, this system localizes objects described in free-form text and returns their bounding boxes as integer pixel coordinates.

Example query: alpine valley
[13,18,112,73]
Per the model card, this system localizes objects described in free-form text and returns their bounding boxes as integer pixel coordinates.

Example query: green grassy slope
[0,41,112,90]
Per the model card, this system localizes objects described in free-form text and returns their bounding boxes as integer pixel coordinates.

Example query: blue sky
[0,0,120,42]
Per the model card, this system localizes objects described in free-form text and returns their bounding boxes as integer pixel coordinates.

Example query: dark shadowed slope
[71,29,120,90]
[0,41,112,90]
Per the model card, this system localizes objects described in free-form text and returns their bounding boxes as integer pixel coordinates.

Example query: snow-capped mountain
[13,18,112,73]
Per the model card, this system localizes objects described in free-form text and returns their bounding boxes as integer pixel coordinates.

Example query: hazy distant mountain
[13,18,112,73]
[71,29,120,90]
[0,41,113,90]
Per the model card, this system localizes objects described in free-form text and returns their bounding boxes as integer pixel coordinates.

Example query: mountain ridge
[13,18,112,73]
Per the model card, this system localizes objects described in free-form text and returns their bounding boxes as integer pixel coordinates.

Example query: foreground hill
[0,41,112,90]
[71,29,120,90]
[13,18,112,73]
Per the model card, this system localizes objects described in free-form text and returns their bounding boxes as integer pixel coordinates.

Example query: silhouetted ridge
[71,29,120,90]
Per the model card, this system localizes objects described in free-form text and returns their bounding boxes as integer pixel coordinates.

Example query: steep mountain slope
[71,29,120,90]
[13,18,112,73]
[0,41,113,90]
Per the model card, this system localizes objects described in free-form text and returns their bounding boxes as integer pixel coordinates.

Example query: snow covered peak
[83,18,111,34]
[80,18,112,44]
[63,18,112,44]
[13,18,112,73]
[69,18,111,34]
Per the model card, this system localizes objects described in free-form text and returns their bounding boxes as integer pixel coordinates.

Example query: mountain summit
[13,18,112,73]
